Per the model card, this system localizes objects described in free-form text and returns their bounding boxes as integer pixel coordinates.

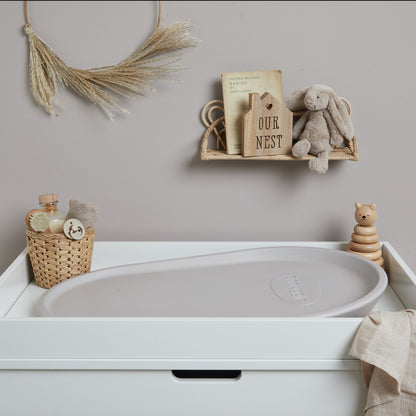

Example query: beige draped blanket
[349,310,416,415]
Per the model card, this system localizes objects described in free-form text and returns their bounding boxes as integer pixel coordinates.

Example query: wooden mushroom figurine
[347,202,384,267]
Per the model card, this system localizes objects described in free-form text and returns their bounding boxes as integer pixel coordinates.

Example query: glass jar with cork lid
[39,193,66,234]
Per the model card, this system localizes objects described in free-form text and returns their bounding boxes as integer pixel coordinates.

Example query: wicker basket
[26,226,95,289]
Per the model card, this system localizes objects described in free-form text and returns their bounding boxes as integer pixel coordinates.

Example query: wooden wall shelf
[200,116,359,162]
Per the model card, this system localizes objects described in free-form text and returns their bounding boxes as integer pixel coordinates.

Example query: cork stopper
[39,193,58,204]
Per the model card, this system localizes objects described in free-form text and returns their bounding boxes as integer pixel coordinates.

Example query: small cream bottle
[39,193,66,234]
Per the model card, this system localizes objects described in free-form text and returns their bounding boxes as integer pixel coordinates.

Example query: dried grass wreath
[23,1,198,119]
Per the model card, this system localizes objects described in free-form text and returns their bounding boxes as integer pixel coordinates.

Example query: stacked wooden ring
[347,224,384,267]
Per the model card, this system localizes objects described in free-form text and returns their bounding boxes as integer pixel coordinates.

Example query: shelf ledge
[200,116,359,162]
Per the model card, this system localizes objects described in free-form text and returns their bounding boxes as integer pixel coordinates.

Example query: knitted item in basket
[26,226,95,289]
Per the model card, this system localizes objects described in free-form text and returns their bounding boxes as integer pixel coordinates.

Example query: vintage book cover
[221,70,283,155]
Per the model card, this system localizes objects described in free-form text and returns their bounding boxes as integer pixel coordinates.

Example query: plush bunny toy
[284,84,354,174]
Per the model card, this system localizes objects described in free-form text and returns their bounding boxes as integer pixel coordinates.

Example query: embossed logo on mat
[270,274,321,305]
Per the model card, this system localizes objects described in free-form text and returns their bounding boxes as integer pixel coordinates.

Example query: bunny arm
[323,110,344,148]
[292,111,311,140]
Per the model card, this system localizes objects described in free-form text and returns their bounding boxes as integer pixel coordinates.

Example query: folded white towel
[349,309,416,415]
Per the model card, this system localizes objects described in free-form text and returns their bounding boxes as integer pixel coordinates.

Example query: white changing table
[0,241,415,416]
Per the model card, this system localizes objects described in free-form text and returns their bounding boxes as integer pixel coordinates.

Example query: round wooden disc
[351,233,379,244]
[354,225,377,236]
[347,248,382,261]
[348,241,380,253]
[374,257,384,267]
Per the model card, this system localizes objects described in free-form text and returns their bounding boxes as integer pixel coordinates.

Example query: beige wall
[1,1,415,274]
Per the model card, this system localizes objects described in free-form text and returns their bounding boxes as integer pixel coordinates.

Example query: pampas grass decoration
[23,1,198,120]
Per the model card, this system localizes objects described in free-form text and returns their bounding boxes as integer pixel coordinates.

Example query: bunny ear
[323,110,344,148]
[284,88,308,111]
[327,93,354,140]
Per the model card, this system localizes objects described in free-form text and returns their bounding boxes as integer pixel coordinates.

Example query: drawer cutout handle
[172,370,241,380]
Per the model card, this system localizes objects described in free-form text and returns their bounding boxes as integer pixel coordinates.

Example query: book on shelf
[221,70,283,155]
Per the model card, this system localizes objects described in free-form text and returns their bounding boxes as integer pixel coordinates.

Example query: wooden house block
[242,92,293,157]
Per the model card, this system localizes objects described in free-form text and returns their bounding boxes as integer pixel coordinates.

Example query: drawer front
[1,369,365,416]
